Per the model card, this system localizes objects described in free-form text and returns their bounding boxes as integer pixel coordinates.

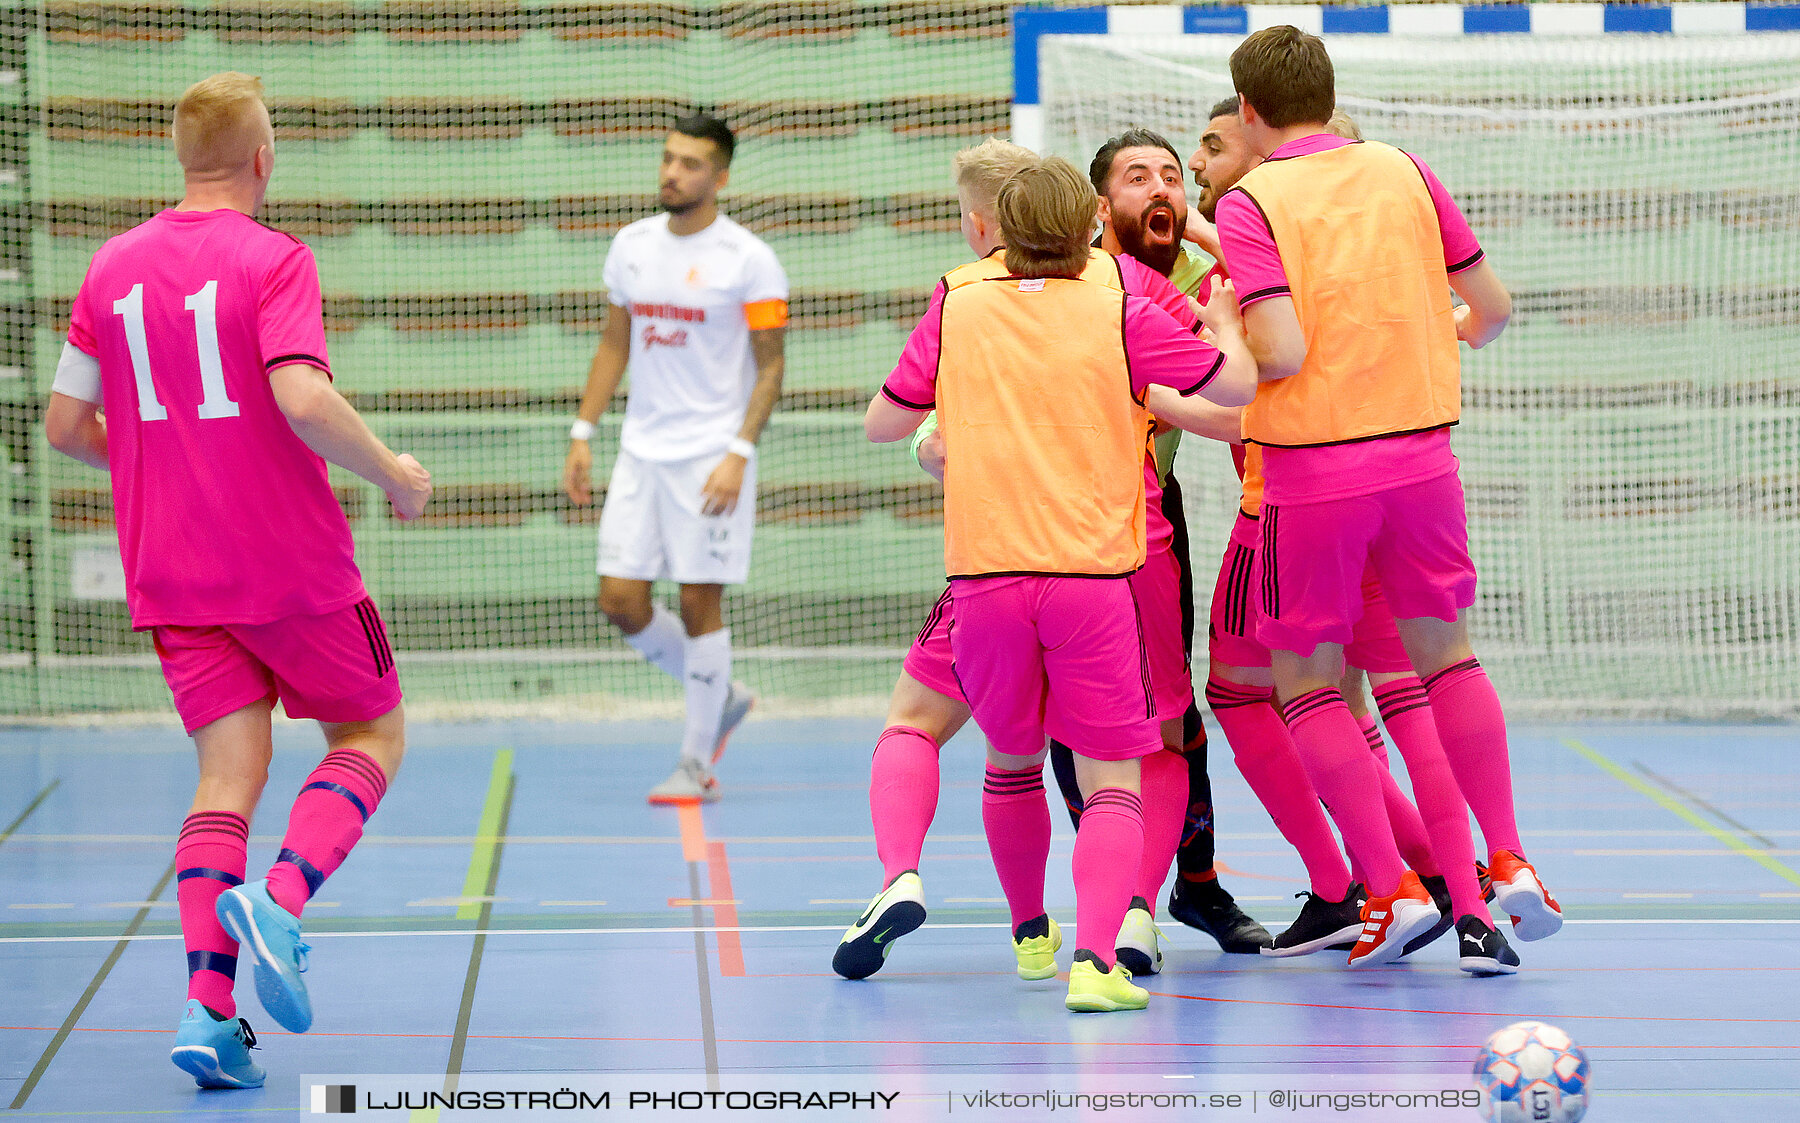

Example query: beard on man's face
[660,183,700,215]
[1113,201,1185,276]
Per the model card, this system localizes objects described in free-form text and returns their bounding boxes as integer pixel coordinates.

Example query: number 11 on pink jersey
[112,280,242,421]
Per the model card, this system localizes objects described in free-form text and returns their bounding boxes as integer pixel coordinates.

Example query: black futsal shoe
[1169,878,1273,953]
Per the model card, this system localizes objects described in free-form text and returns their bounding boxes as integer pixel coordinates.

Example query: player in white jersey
[562,114,789,803]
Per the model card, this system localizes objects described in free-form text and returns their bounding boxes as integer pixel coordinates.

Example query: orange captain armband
[744,298,789,330]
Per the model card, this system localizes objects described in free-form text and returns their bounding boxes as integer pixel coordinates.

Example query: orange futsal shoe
[1347,871,1440,968]
[1486,850,1564,942]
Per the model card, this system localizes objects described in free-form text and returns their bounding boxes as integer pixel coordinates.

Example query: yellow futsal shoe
[832,870,926,980]
[1012,914,1062,980]
[1115,897,1163,976]
[1064,950,1149,1012]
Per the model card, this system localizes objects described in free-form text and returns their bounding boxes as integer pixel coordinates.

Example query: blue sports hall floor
[2,717,1795,1121]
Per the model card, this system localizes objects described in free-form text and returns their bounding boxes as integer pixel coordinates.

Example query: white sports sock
[679,627,732,764]
[623,603,685,681]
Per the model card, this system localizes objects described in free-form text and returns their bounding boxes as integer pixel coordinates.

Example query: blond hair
[173,72,270,175]
[953,137,1037,217]
[1326,109,1362,141]
[996,156,1097,278]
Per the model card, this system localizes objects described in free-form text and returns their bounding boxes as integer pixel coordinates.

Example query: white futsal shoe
[647,757,720,805]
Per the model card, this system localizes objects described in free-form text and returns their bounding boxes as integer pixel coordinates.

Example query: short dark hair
[1087,127,1181,194]
[1209,96,1241,121]
[672,112,736,166]
[1230,25,1334,129]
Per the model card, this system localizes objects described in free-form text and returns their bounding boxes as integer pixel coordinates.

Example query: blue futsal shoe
[216,879,313,1033]
[170,1000,265,1089]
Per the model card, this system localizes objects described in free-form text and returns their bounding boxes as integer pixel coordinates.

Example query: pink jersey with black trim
[1214,134,1479,505]
[1119,253,1197,555]
[66,209,365,627]
[887,251,1198,553]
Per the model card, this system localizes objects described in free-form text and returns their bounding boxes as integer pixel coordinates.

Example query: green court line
[414,748,516,1123]
[456,749,515,922]
[9,860,177,1109]
[0,779,59,851]
[1564,737,1800,889]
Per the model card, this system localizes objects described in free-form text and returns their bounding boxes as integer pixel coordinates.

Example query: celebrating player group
[855,25,1561,1013]
[48,22,1565,1094]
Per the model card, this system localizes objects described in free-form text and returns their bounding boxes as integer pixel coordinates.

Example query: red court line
[4,1025,1790,1050]
[719,1040,1798,1051]
[1208,860,1302,884]
[674,803,707,864]
[1147,990,1800,1024]
[708,839,745,977]
[751,965,1799,977]
[672,800,745,976]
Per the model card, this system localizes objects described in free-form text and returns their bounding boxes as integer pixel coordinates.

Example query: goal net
[4,1,1014,721]
[1039,28,1800,719]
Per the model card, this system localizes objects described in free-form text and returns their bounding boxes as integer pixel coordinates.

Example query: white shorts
[597,448,756,585]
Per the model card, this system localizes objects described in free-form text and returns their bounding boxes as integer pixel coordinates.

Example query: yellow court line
[455,749,516,922]
[416,747,515,1123]
[1564,738,1800,889]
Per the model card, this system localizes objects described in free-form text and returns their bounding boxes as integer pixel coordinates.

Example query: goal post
[1026,4,1800,718]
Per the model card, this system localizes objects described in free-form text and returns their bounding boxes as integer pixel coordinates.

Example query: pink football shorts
[1207,510,1269,670]
[1255,470,1476,659]
[1346,569,1412,674]
[1214,509,1417,673]
[913,544,1193,721]
[153,597,403,734]
[901,586,966,705]
[947,575,1161,761]
[1128,543,1194,721]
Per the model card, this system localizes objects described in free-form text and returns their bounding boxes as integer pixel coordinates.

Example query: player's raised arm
[45,340,108,469]
[1144,386,1243,443]
[44,392,108,469]
[1196,276,1258,403]
[563,301,632,506]
[867,286,943,443]
[700,308,786,518]
[1124,294,1257,408]
[736,315,787,448]
[1214,184,1306,382]
[1405,146,1511,349]
[866,391,929,443]
[269,363,432,520]
[911,413,945,481]
[1450,259,1512,349]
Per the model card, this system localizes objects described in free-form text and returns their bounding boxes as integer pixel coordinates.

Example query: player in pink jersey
[1046,129,1273,967]
[45,74,433,1088]
[1217,27,1557,967]
[1182,101,1510,972]
[868,156,1256,1012]
[833,139,1209,984]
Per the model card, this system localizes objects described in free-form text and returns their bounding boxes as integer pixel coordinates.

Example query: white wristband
[727,437,757,459]
[569,418,596,442]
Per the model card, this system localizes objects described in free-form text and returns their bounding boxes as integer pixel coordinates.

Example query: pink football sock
[982,763,1053,929]
[1421,659,1523,857]
[177,810,248,1018]
[1281,688,1406,897]
[869,726,940,885]
[1356,711,1440,877]
[1135,748,1188,914]
[1072,787,1144,970]
[1375,677,1486,918]
[1206,676,1351,899]
[265,747,390,917]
